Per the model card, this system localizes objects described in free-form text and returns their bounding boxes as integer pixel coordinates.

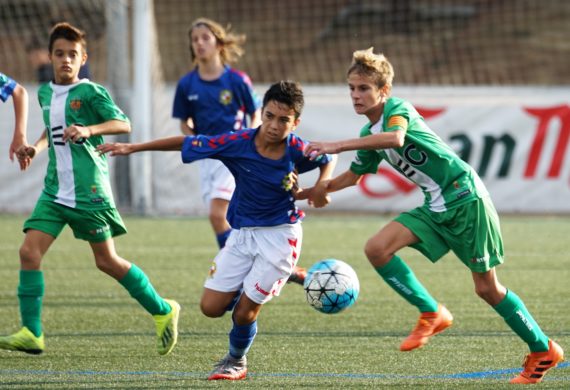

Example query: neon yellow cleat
[0,327,45,355]
[153,299,180,355]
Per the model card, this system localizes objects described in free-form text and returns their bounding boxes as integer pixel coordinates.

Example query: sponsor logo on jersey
[187,94,198,101]
[456,189,471,199]
[70,99,82,111]
[219,89,232,105]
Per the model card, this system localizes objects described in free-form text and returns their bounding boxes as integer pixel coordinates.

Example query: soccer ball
[303,259,359,314]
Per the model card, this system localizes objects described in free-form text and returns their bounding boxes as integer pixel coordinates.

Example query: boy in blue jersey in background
[1,72,29,170]
[98,80,336,381]
[172,18,261,249]
[172,18,308,285]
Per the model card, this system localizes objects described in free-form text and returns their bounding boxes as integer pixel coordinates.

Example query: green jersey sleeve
[349,123,383,175]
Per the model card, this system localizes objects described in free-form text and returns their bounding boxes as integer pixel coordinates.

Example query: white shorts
[204,223,303,304]
[199,159,235,208]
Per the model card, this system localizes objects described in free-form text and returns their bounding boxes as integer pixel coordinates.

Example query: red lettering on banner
[416,107,446,119]
[358,167,417,198]
[524,105,570,178]
[358,106,445,199]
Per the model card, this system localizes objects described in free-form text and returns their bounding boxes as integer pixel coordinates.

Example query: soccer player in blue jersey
[0,23,179,357]
[172,18,261,249]
[304,48,564,384]
[1,72,29,170]
[98,80,336,381]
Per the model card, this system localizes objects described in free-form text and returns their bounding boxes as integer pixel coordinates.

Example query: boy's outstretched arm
[305,130,405,159]
[97,136,187,156]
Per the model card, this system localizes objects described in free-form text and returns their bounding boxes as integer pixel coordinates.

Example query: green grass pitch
[0,213,568,389]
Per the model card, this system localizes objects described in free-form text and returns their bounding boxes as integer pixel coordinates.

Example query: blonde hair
[347,47,394,90]
[189,18,246,65]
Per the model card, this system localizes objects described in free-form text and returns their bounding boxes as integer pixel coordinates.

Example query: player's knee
[94,254,120,276]
[200,300,225,318]
[474,284,498,305]
[364,238,391,266]
[18,244,41,268]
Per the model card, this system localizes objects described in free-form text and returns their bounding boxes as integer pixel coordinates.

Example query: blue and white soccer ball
[303,259,359,314]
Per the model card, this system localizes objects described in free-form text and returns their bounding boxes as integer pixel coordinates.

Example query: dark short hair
[48,22,87,53]
[262,81,304,118]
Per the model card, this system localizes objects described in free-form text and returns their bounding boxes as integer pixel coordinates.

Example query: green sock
[119,264,170,316]
[493,289,549,352]
[18,270,44,337]
[375,255,438,313]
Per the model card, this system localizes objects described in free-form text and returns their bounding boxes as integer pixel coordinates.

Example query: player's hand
[9,135,27,169]
[63,124,91,143]
[16,144,36,171]
[304,141,341,160]
[96,142,134,156]
[308,180,331,208]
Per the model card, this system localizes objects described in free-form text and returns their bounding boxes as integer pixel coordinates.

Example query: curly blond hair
[347,47,394,90]
[189,18,246,65]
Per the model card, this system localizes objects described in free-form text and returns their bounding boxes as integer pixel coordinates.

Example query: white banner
[1,85,568,214]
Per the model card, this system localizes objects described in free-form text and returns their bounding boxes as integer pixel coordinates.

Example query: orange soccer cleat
[400,304,453,351]
[510,339,564,384]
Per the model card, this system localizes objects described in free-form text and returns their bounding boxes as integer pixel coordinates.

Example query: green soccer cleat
[0,327,45,355]
[153,299,180,355]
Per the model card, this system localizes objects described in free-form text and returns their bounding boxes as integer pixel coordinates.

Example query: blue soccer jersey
[181,128,332,228]
[0,72,17,103]
[172,65,261,136]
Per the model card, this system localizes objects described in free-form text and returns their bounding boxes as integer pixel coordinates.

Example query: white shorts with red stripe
[198,158,235,207]
[204,223,303,304]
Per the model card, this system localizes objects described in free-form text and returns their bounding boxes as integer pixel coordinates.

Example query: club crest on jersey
[219,89,233,105]
[70,99,82,111]
[191,139,202,147]
[281,172,295,191]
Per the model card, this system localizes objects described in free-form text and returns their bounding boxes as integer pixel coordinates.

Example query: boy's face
[49,38,87,85]
[191,25,219,62]
[259,100,300,144]
[347,72,385,117]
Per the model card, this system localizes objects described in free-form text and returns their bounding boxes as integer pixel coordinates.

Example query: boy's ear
[293,117,301,130]
[81,52,88,66]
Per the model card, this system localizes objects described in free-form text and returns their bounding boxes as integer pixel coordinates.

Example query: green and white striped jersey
[350,97,488,212]
[37,79,129,210]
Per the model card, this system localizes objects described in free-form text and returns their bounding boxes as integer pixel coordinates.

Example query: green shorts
[23,200,127,243]
[394,196,504,273]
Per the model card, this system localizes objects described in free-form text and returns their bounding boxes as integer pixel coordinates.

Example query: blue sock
[216,229,232,248]
[229,319,257,359]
